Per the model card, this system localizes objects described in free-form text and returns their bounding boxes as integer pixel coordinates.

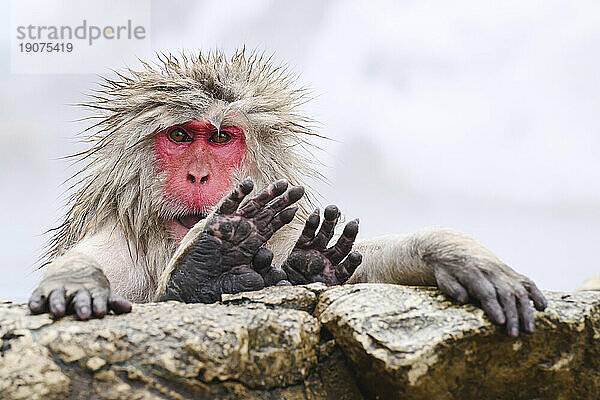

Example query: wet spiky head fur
[45,49,324,289]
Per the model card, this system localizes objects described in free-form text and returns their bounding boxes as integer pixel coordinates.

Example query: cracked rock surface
[316,284,600,400]
[1,284,599,399]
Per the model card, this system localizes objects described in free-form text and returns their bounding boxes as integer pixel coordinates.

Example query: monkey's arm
[28,222,151,318]
[348,227,547,337]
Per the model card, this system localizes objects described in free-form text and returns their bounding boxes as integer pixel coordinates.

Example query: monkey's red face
[154,119,247,241]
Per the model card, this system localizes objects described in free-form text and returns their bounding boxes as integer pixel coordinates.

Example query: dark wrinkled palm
[282,205,362,285]
[163,178,303,303]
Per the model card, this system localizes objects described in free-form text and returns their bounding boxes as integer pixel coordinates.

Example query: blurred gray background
[1,0,599,302]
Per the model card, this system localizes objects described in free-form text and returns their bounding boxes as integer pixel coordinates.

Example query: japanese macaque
[29,50,547,337]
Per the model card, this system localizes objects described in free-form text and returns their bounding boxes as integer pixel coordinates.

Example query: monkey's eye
[209,130,232,144]
[168,128,192,143]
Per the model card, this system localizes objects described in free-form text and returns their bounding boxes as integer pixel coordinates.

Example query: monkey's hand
[422,231,548,337]
[29,260,132,320]
[282,205,362,285]
[163,178,304,303]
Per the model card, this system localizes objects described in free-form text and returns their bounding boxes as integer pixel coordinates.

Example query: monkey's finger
[516,289,536,333]
[296,209,320,248]
[219,178,254,215]
[311,205,340,249]
[49,288,67,318]
[269,207,298,234]
[29,288,48,314]
[238,179,288,217]
[455,269,506,326]
[326,219,359,264]
[90,290,108,317]
[497,288,519,337]
[335,251,362,283]
[282,261,309,285]
[220,269,265,294]
[276,280,292,286]
[433,266,469,304]
[523,279,547,311]
[256,186,305,222]
[72,289,92,320]
[252,247,274,274]
[263,267,288,287]
[108,293,132,314]
[487,273,520,335]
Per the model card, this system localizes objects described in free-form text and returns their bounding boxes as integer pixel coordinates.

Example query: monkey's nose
[187,173,209,185]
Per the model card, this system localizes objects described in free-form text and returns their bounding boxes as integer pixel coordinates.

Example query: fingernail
[509,327,519,337]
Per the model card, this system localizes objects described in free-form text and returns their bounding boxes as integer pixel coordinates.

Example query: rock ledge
[1,284,598,399]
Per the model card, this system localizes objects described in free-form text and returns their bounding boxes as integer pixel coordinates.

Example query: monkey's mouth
[176,212,208,229]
